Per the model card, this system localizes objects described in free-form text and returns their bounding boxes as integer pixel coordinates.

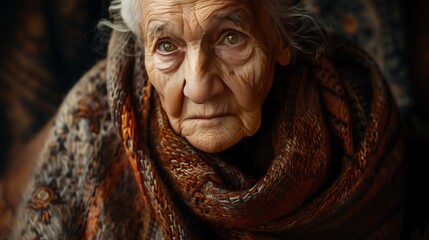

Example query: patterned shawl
[9,31,405,239]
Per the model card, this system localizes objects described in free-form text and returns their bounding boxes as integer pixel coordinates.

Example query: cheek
[145,56,166,97]
[225,49,273,111]
[145,57,185,118]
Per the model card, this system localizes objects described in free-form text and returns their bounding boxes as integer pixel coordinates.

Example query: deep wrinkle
[140,0,283,153]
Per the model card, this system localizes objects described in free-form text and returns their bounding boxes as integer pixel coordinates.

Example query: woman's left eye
[222,31,244,46]
[157,41,178,53]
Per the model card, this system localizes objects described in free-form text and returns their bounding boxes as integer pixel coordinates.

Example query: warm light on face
[140,0,282,153]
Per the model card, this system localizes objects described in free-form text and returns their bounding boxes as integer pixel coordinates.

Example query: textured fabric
[6,31,405,239]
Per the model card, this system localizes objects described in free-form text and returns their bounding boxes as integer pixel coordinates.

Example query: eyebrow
[147,21,169,38]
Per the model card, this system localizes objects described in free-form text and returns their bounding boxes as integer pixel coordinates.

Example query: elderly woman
[7,0,405,239]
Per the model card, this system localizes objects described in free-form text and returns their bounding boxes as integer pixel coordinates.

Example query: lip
[186,114,231,120]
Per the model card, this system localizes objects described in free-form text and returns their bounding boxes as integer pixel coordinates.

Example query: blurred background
[0,0,428,238]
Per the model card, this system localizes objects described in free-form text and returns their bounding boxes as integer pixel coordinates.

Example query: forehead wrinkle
[193,6,254,29]
[143,1,184,35]
[170,0,249,25]
[213,8,253,27]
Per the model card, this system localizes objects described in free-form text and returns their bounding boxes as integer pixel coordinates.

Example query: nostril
[183,80,203,101]
[183,75,225,104]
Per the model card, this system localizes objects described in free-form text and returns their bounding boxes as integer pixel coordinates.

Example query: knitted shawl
[9,31,405,239]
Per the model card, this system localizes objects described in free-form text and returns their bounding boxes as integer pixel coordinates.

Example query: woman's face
[139,0,283,153]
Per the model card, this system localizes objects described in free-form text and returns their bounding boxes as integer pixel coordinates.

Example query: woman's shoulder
[7,61,149,239]
[44,59,117,167]
[30,58,119,187]
[60,59,109,117]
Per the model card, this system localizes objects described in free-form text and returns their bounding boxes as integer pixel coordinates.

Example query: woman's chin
[185,131,242,153]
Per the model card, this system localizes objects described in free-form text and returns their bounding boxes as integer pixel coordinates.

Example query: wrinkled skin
[139,0,288,153]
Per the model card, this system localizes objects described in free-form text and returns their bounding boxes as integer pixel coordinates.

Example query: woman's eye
[223,31,243,46]
[157,41,178,53]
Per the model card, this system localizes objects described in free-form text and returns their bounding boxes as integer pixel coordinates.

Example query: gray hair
[260,0,328,59]
[100,0,328,60]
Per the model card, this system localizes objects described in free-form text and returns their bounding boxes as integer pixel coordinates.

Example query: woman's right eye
[156,41,178,54]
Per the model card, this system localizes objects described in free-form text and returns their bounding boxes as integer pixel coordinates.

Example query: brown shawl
[8,31,405,239]
[107,31,405,239]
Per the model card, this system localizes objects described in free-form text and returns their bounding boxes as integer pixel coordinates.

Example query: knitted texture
[9,31,405,239]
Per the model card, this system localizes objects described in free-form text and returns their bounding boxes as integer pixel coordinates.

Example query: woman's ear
[276,46,292,66]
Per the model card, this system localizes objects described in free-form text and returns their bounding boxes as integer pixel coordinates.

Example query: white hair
[120,0,141,34]
[98,0,138,34]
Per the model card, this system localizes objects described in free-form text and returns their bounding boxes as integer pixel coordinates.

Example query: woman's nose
[183,49,225,104]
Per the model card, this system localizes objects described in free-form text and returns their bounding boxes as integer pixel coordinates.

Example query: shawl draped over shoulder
[8,31,405,239]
